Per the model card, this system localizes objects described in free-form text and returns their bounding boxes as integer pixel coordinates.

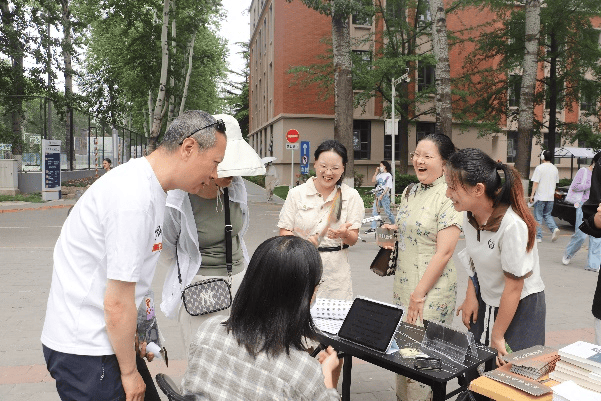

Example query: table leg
[431,382,447,401]
[341,355,352,401]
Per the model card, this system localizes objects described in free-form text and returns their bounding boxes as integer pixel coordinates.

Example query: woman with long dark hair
[446,148,546,366]
[180,236,342,400]
[278,139,365,300]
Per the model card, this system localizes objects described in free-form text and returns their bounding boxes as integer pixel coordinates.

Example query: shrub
[395,172,420,194]
[558,178,572,188]
[354,170,364,188]
[245,175,265,188]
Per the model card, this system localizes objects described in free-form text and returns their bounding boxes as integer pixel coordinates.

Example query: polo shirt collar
[307,177,340,202]
[467,203,509,233]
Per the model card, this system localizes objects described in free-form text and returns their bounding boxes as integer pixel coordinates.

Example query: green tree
[222,41,250,138]
[454,0,601,175]
[286,0,374,182]
[78,0,226,147]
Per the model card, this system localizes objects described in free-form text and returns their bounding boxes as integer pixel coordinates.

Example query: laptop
[337,297,405,353]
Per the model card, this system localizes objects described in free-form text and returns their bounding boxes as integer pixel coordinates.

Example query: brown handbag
[370,240,398,276]
[370,183,416,276]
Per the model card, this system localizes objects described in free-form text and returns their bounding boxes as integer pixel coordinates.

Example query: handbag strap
[223,187,233,278]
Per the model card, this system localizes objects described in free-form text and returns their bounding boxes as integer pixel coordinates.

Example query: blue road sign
[300,141,310,175]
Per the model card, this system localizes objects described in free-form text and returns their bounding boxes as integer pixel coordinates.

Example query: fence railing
[0,96,147,172]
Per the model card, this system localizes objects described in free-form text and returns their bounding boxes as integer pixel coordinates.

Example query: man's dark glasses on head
[179,119,226,145]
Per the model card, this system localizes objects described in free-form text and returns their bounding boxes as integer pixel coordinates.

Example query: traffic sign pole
[286,129,300,188]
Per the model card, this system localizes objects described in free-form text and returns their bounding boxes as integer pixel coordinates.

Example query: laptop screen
[337,297,404,353]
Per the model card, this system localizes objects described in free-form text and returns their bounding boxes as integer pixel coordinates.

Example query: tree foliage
[454,0,601,169]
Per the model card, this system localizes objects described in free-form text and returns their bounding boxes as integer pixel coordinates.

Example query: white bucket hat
[214,114,266,178]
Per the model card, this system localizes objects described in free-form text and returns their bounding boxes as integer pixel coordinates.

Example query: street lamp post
[391,73,410,204]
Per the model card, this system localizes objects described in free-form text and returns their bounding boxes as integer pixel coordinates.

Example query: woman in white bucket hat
[159,114,265,352]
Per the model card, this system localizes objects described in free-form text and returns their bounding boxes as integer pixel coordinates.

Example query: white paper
[553,380,601,401]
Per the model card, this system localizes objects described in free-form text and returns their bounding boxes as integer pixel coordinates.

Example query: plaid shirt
[181,316,340,400]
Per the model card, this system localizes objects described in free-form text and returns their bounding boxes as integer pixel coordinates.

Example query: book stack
[501,345,560,380]
[310,298,353,335]
[549,341,601,394]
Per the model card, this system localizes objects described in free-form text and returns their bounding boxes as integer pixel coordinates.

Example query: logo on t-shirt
[488,239,495,249]
[152,225,163,252]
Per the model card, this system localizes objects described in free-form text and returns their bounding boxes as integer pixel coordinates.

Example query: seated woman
[181,236,342,400]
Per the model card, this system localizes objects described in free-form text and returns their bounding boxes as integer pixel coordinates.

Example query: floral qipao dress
[394,176,462,401]
[393,175,462,323]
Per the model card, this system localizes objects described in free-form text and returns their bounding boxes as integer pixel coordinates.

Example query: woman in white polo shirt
[445,148,546,366]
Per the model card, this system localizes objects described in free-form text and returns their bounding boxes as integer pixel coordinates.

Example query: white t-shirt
[531,162,559,202]
[458,207,545,307]
[376,172,393,190]
[41,158,167,356]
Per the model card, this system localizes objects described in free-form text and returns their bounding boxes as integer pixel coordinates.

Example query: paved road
[0,182,597,400]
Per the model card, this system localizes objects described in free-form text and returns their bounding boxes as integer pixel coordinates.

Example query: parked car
[551,185,576,226]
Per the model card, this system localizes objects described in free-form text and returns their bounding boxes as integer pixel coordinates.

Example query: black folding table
[316,322,497,401]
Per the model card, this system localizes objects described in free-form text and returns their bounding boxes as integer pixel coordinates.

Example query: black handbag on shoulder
[180,187,234,316]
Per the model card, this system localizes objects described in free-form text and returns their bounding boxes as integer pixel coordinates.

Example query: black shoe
[364,228,376,234]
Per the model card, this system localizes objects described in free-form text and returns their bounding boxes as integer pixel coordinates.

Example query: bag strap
[223,187,233,279]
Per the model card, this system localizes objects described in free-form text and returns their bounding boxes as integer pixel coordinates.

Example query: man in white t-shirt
[41,110,227,401]
[530,150,560,242]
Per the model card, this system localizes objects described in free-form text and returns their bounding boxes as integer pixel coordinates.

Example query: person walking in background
[530,150,560,242]
[264,159,279,202]
[575,155,601,344]
[562,153,601,271]
[447,149,546,367]
[278,139,365,301]
[364,160,395,234]
[381,133,462,401]
[41,111,227,401]
[102,157,112,171]
[159,114,265,354]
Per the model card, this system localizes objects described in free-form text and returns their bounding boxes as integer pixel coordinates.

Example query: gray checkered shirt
[181,316,340,400]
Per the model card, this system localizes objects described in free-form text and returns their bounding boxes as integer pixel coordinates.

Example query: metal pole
[391,78,396,204]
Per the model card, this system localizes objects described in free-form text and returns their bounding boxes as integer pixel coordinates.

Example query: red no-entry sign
[286,129,299,143]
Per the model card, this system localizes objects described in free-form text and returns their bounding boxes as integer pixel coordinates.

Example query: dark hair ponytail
[447,148,536,252]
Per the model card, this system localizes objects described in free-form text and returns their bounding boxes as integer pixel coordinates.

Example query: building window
[386,0,403,21]
[417,61,435,92]
[417,0,431,26]
[352,50,372,90]
[581,84,597,114]
[352,1,372,26]
[353,120,371,160]
[415,122,435,144]
[544,76,564,110]
[543,132,562,151]
[508,74,521,108]
[506,131,517,163]
[384,129,401,161]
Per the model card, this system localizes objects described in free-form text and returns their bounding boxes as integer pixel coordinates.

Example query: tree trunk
[398,81,410,175]
[61,0,74,170]
[1,1,24,160]
[167,0,176,124]
[331,12,354,185]
[179,31,196,116]
[547,31,558,163]
[515,0,540,178]
[148,0,171,152]
[429,0,452,138]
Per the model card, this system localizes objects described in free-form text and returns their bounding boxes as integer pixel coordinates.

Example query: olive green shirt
[188,194,245,276]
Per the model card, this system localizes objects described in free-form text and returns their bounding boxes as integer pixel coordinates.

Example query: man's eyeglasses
[179,119,226,145]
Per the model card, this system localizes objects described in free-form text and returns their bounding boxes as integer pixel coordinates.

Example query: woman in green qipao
[381,133,462,401]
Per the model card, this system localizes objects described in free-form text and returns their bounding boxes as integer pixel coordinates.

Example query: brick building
[248,0,601,186]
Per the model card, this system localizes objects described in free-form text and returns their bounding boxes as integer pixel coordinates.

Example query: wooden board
[469,375,559,401]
